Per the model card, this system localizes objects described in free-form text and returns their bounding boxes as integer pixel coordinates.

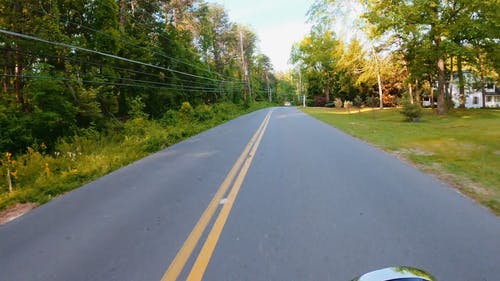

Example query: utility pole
[266,72,272,102]
[239,30,250,103]
[299,70,305,107]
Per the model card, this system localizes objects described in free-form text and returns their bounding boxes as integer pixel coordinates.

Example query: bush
[334,98,343,109]
[178,102,194,122]
[325,102,335,108]
[344,101,353,112]
[366,96,379,108]
[314,96,327,107]
[194,104,214,122]
[400,100,423,122]
[124,117,150,136]
[128,96,149,119]
[160,109,179,126]
[353,95,363,107]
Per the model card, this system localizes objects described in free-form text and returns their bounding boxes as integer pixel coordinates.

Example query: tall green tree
[291,30,342,103]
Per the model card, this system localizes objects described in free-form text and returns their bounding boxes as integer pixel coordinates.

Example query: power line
[0,73,239,94]
[0,28,237,84]
[0,60,242,92]
[0,46,242,88]
[34,0,242,83]
[33,5,225,80]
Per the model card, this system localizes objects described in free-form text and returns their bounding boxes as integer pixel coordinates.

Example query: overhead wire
[0,73,240,94]
[36,0,243,83]
[0,1,260,99]
[0,46,240,89]
[0,28,239,84]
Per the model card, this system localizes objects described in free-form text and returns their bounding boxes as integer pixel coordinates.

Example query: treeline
[0,0,278,154]
[292,0,499,112]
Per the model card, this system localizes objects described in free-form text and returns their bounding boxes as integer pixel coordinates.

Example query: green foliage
[0,0,284,158]
[161,109,179,126]
[354,95,363,107]
[400,100,423,122]
[128,96,149,119]
[194,104,214,122]
[365,96,379,108]
[179,102,194,122]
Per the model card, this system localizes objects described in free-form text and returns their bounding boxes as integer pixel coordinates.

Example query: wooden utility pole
[239,30,252,102]
[266,72,271,102]
[239,30,247,102]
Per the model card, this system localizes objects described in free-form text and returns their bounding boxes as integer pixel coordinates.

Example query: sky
[205,0,314,72]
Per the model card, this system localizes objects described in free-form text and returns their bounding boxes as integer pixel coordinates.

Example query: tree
[291,29,342,103]
[364,0,500,114]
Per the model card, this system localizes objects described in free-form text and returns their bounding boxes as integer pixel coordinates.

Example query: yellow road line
[161,110,273,281]
[186,110,272,281]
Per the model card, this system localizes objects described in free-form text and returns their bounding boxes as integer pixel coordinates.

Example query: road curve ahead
[1,107,499,281]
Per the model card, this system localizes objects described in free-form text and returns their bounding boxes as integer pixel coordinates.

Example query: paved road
[1,107,499,281]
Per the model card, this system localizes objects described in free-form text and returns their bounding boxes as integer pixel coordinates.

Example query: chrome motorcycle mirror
[352,266,436,281]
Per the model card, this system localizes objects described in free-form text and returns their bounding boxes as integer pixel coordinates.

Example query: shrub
[344,101,353,112]
[334,98,343,109]
[142,136,166,153]
[160,109,179,126]
[400,100,423,122]
[178,102,194,122]
[194,104,214,122]
[124,117,150,136]
[128,96,149,119]
[314,96,327,107]
[353,95,363,107]
[366,96,379,108]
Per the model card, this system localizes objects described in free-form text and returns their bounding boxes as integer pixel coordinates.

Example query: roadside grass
[0,102,272,212]
[302,107,500,215]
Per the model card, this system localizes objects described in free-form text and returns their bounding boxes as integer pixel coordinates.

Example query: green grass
[302,107,500,215]
[0,102,272,211]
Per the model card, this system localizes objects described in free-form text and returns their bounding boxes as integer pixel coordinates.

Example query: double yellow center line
[161,109,273,281]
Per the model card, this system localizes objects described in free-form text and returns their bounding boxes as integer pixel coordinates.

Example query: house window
[473,97,479,105]
[486,96,493,102]
[495,96,500,102]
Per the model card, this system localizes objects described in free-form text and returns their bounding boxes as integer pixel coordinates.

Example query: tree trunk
[415,80,421,104]
[377,72,383,108]
[3,64,9,93]
[479,55,486,108]
[458,55,465,108]
[7,167,13,193]
[430,80,435,110]
[430,5,446,115]
[409,83,414,104]
[14,50,24,108]
[119,0,127,28]
[437,57,446,114]
[449,56,453,102]
[324,83,330,103]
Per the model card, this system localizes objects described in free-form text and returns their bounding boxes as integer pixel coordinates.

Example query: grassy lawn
[302,107,500,215]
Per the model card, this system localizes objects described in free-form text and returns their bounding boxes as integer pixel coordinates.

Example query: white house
[450,72,500,108]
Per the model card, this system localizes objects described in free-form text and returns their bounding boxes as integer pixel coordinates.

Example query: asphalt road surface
[1,107,499,281]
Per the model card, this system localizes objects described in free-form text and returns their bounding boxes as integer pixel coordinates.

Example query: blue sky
[206,0,314,72]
